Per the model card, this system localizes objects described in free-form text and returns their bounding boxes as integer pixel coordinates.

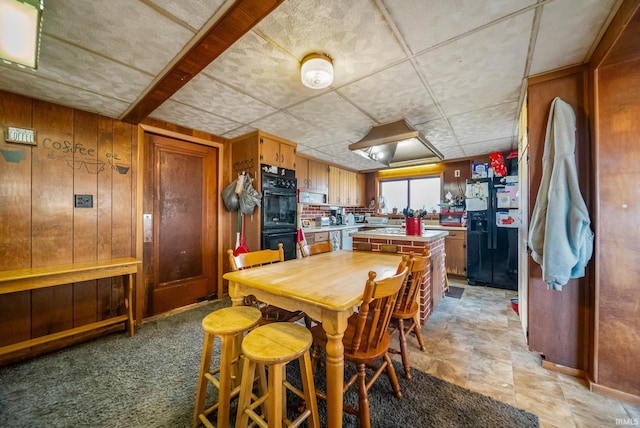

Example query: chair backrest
[347,255,410,354]
[394,247,431,314]
[298,240,333,257]
[228,243,284,271]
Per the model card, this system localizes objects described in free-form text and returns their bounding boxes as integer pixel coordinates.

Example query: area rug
[0,299,538,428]
[446,285,465,299]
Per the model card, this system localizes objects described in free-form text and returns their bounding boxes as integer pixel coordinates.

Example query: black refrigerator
[465,177,519,290]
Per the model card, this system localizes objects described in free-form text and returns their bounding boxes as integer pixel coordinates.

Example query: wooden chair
[309,256,410,428]
[298,240,333,257]
[227,243,306,324]
[388,248,430,379]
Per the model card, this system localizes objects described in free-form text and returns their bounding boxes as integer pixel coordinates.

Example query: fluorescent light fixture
[301,53,333,89]
[0,0,44,69]
[349,119,444,168]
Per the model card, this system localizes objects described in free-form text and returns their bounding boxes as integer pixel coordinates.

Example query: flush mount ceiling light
[0,0,44,69]
[301,53,333,89]
[349,119,444,168]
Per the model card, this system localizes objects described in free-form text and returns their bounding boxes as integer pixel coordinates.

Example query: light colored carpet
[0,298,538,427]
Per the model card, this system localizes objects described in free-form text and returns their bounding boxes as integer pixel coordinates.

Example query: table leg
[322,312,349,428]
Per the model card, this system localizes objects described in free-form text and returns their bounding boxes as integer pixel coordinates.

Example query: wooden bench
[0,257,141,357]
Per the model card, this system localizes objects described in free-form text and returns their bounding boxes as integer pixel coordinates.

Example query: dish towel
[528,97,594,290]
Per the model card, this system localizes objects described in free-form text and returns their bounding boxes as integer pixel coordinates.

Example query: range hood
[349,119,444,167]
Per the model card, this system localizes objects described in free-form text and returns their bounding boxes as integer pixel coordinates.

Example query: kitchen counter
[366,224,466,232]
[350,228,448,241]
[302,224,367,232]
[350,227,448,326]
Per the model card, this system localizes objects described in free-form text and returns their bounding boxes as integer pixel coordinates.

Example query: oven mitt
[239,175,262,215]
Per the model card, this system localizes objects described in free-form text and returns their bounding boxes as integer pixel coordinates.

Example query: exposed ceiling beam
[121,0,284,124]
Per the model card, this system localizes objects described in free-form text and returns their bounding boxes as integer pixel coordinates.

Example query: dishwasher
[341,228,359,251]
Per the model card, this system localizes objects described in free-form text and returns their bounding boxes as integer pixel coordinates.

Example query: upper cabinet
[231,131,297,174]
[297,157,329,193]
[328,166,364,206]
[260,135,296,170]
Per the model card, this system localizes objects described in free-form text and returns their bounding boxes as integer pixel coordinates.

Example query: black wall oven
[261,166,297,260]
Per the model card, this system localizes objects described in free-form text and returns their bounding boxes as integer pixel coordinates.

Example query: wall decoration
[4,127,36,145]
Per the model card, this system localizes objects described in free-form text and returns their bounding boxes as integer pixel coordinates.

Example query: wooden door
[143,133,218,316]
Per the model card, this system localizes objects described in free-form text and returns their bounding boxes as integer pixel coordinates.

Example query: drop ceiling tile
[315,141,384,170]
[414,118,458,152]
[450,103,519,145]
[250,111,334,146]
[42,0,194,75]
[462,137,515,157]
[169,74,278,124]
[381,0,536,54]
[203,31,309,109]
[223,125,257,140]
[0,67,128,118]
[147,0,225,30]
[339,61,440,125]
[416,11,534,116]
[150,100,241,136]
[36,35,152,104]
[257,0,407,86]
[529,0,618,75]
[286,92,376,142]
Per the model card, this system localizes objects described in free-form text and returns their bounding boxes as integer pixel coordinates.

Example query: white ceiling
[0,0,620,171]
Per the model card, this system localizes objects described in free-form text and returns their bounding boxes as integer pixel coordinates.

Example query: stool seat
[241,322,312,363]
[202,306,263,335]
[194,306,262,428]
[236,322,320,428]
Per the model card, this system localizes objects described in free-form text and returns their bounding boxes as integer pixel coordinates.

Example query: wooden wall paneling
[0,293,31,347]
[443,160,471,203]
[111,122,134,315]
[97,117,114,260]
[31,100,75,266]
[111,121,134,258]
[0,92,33,347]
[526,69,592,371]
[30,101,75,340]
[72,110,99,262]
[97,117,114,321]
[72,110,99,326]
[0,92,33,270]
[594,58,640,397]
[31,285,73,340]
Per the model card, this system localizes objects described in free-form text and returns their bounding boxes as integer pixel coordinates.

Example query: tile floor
[392,278,640,428]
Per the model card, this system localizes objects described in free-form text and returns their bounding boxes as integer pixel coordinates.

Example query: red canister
[405,217,422,236]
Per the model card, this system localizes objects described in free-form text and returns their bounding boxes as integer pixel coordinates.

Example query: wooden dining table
[223,250,403,428]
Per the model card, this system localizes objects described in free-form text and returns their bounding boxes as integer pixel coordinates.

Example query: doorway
[143,133,218,316]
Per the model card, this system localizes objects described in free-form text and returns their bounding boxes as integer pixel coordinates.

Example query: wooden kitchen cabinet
[328,166,363,206]
[297,157,329,193]
[231,130,297,173]
[444,230,466,277]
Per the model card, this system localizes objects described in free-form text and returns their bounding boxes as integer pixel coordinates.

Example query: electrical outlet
[75,194,93,208]
[454,169,461,177]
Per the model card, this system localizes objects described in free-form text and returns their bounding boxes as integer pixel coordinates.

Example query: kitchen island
[350,228,448,324]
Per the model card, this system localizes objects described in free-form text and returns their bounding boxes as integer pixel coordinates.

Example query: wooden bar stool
[236,322,320,428]
[194,306,262,428]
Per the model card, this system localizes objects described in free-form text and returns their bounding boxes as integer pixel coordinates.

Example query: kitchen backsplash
[300,205,374,223]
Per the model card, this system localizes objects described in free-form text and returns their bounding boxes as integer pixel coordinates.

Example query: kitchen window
[380,176,441,214]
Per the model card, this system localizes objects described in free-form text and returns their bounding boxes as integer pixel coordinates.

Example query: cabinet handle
[280,154,284,164]
[275,152,280,163]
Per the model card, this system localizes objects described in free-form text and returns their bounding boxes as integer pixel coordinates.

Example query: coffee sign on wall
[5,127,37,145]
